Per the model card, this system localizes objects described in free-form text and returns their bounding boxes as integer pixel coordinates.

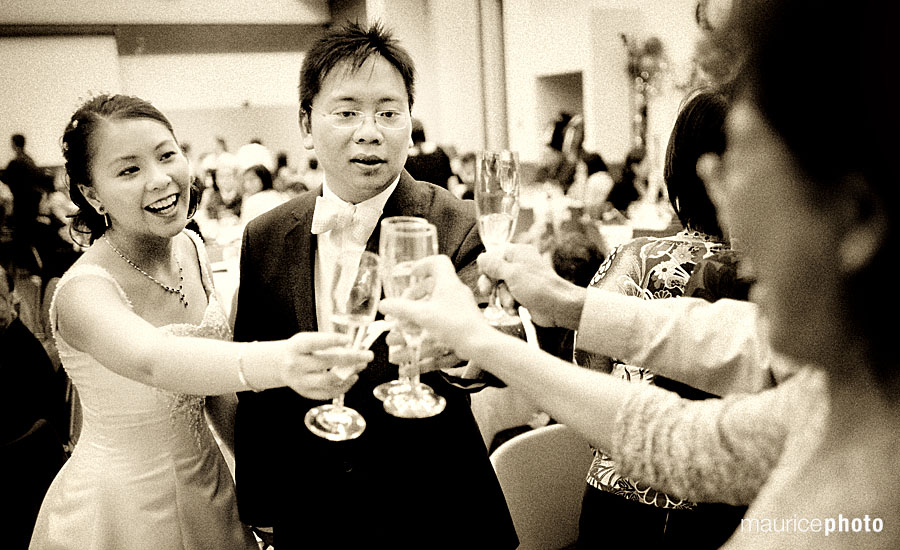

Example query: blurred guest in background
[3,134,55,277]
[404,118,454,189]
[605,144,645,215]
[236,138,275,174]
[200,148,242,222]
[536,113,609,198]
[239,163,288,224]
[272,151,308,197]
[449,150,476,200]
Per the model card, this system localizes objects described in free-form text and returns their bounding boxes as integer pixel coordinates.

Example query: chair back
[490,423,594,550]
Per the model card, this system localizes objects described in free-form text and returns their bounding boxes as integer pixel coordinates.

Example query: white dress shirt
[314,175,400,330]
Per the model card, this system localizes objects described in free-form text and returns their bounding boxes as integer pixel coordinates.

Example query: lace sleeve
[609,370,815,505]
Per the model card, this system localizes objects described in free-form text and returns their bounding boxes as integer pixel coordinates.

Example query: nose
[146,161,173,191]
[352,114,383,144]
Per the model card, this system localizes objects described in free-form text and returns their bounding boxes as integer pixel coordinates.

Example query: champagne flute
[475,150,521,326]
[372,216,436,402]
[379,219,447,419]
[304,251,381,441]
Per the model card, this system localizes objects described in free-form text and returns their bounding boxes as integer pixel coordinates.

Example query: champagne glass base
[373,379,436,401]
[383,389,446,419]
[305,404,366,441]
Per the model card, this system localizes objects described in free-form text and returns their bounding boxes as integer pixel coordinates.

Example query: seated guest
[239,164,288,224]
[535,113,609,197]
[0,264,68,549]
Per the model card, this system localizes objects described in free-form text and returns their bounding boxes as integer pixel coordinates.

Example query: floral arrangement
[621,34,667,85]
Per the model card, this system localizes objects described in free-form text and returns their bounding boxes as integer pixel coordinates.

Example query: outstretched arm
[478,243,786,395]
[380,255,802,505]
[55,273,372,400]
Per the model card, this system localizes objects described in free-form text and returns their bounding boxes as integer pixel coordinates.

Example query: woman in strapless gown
[29,94,371,549]
[31,231,258,550]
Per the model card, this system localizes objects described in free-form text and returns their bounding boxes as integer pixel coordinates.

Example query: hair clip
[71,119,79,129]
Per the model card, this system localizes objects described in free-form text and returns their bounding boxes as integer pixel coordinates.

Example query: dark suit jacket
[233,171,517,549]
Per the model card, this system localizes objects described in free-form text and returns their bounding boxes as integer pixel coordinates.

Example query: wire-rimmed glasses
[312,109,410,130]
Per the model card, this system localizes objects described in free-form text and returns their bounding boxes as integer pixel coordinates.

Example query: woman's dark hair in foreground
[708,0,898,384]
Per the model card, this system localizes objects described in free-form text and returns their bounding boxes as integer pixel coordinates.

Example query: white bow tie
[311,195,380,245]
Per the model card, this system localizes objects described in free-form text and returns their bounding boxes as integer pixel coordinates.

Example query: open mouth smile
[145,193,179,215]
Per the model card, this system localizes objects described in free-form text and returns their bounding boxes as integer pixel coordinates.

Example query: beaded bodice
[49,231,230,451]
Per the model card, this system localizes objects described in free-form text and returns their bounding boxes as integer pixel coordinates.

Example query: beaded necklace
[103,236,189,308]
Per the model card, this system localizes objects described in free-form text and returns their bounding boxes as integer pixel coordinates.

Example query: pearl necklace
[103,236,189,308]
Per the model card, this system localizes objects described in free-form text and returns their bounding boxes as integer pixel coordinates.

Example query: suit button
[342,461,353,473]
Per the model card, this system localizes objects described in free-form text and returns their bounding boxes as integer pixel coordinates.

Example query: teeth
[146,194,177,213]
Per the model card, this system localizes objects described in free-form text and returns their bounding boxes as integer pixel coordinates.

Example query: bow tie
[311,195,381,245]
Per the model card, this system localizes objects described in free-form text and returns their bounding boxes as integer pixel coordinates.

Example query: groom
[232,22,517,549]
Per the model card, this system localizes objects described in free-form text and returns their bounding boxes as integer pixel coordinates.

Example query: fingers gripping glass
[314,109,409,130]
[378,218,447,419]
[304,251,382,441]
[475,150,521,326]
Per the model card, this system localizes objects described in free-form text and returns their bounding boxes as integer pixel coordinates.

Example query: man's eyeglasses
[314,109,409,130]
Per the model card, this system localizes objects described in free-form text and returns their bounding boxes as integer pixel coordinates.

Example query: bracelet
[237,342,262,392]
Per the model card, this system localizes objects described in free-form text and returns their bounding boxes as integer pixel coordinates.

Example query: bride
[29,94,372,549]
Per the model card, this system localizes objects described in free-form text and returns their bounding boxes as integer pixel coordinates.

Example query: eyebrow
[106,139,176,168]
[329,95,404,104]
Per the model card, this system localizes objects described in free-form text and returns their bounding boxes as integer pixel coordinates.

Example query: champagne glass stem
[409,342,422,398]
[332,327,364,409]
[489,280,504,311]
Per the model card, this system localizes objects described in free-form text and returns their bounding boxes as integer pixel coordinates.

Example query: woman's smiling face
[86,117,191,240]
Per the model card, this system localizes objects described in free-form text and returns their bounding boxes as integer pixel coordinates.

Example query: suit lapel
[286,188,321,333]
[371,171,430,253]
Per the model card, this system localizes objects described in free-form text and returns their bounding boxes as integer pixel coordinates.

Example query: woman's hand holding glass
[379,255,493,364]
[277,333,372,401]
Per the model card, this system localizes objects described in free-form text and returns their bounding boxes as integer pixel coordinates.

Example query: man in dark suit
[232,22,517,549]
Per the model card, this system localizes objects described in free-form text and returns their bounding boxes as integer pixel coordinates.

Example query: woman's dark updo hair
[62,93,200,246]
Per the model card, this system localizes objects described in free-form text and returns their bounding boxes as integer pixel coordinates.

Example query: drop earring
[98,206,110,228]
